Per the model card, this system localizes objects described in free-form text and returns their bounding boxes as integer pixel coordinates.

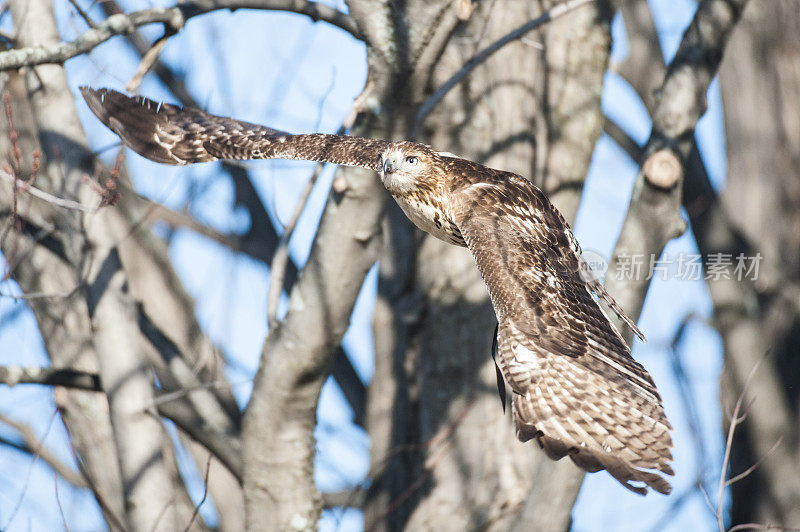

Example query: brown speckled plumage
[82,87,674,495]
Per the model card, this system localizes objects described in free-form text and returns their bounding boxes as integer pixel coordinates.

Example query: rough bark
[241,154,387,530]
[713,0,800,526]
[0,33,130,532]
[8,1,187,529]
[1,0,781,530]
[606,0,750,342]
[367,1,610,530]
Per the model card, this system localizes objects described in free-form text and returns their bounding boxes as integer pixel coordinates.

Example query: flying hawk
[81,87,674,495]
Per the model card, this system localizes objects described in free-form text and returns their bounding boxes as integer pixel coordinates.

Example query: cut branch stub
[643,148,683,190]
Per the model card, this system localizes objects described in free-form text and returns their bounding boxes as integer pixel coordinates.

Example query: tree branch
[240,101,388,528]
[614,0,665,111]
[603,116,644,164]
[605,0,750,337]
[0,68,128,526]
[0,364,244,483]
[102,11,369,425]
[0,0,361,71]
[0,365,100,390]
[0,168,100,212]
[412,0,595,137]
[0,414,88,488]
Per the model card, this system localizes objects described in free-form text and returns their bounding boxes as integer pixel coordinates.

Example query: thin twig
[668,313,712,496]
[126,33,170,93]
[149,378,251,408]
[266,80,371,327]
[265,161,326,327]
[0,431,87,489]
[699,481,716,516]
[0,168,99,212]
[412,0,595,137]
[67,0,96,28]
[183,454,212,532]
[725,436,783,487]
[54,474,70,532]
[2,409,59,531]
[716,351,769,532]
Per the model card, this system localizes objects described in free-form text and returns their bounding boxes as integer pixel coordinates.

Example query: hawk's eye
[405,156,419,165]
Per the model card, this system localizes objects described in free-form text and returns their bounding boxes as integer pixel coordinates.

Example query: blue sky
[0,1,728,530]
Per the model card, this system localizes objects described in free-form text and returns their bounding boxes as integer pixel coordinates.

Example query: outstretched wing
[81,87,388,169]
[451,174,673,495]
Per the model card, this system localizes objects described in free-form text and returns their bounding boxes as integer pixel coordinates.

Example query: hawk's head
[379,141,446,197]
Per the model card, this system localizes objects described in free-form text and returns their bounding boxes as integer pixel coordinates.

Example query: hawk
[81,87,674,495]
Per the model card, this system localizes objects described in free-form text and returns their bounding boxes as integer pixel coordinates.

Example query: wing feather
[81,87,388,170]
[451,174,674,495]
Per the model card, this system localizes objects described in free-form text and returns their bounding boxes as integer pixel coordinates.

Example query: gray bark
[0,0,775,530]
[712,0,800,526]
[606,0,750,342]
[367,2,610,530]
[9,1,183,529]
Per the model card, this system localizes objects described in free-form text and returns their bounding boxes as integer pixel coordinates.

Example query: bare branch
[125,33,170,93]
[0,0,361,71]
[615,0,665,110]
[412,0,595,137]
[0,168,100,212]
[0,364,243,481]
[266,160,327,327]
[0,67,128,524]
[97,10,370,430]
[156,398,243,483]
[1,409,58,530]
[182,454,212,532]
[725,436,783,488]
[603,116,644,164]
[0,365,100,390]
[0,415,87,488]
[717,352,769,532]
[54,475,69,531]
[266,79,369,327]
[605,0,750,338]
[66,0,97,29]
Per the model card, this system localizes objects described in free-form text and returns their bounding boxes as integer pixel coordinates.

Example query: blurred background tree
[0,0,797,531]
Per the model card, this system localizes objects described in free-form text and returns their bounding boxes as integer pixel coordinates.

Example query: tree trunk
[367,2,611,530]
[714,1,800,526]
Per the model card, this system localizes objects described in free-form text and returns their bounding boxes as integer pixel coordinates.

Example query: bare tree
[3,0,795,531]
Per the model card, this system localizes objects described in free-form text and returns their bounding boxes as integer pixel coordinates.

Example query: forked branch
[0,0,361,71]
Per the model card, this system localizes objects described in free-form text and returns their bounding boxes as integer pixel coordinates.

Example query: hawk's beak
[382,156,394,175]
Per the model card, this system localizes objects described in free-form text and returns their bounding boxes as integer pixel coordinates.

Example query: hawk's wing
[451,175,674,495]
[81,88,388,169]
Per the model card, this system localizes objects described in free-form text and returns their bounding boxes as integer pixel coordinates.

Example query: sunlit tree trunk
[366,2,611,530]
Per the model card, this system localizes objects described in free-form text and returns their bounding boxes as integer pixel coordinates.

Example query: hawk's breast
[392,193,466,246]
